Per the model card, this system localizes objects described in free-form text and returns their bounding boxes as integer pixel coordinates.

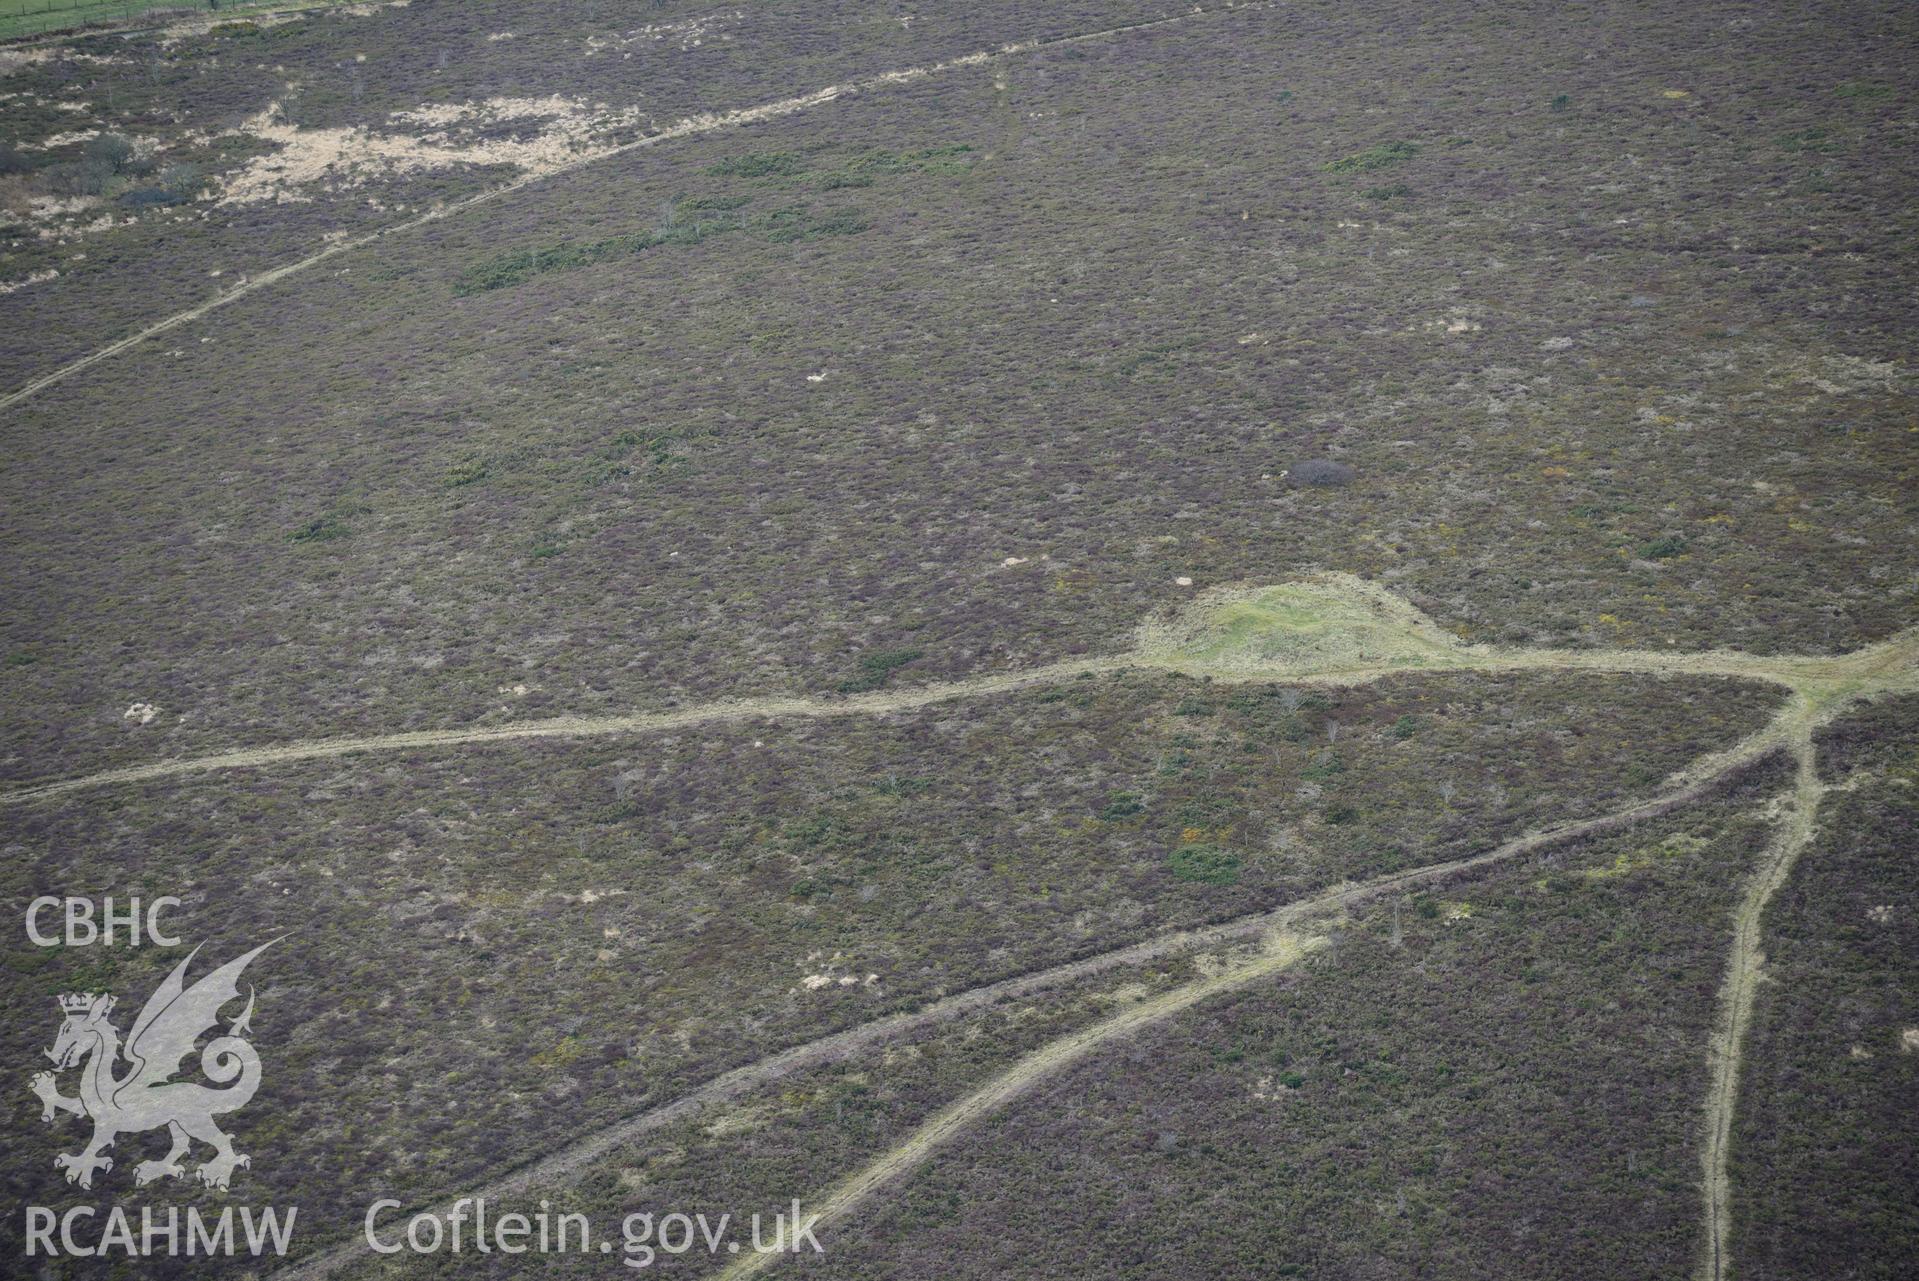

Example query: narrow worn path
[1697,724,1826,1281]
[271,711,1787,1281]
[0,2,1273,410]
[11,576,1903,1278]
[711,726,1826,1277]
[7,605,1913,808]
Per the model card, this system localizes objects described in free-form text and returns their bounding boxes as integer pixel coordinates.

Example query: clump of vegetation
[1300,750,1345,780]
[1289,459,1356,486]
[706,151,806,178]
[603,427,693,474]
[1639,535,1687,561]
[1777,127,1839,154]
[1099,792,1145,820]
[453,218,739,294]
[817,171,874,190]
[679,193,753,211]
[46,132,149,198]
[1167,843,1241,885]
[810,144,976,190]
[116,162,205,208]
[444,457,491,488]
[289,503,367,543]
[836,648,924,693]
[759,206,871,243]
[1361,182,1411,200]
[456,174,891,294]
[1325,140,1420,173]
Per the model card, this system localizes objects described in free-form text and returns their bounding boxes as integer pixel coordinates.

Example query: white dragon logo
[30,941,274,1190]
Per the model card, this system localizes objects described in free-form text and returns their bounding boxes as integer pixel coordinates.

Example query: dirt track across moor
[0,1,1276,411]
[10,576,1904,1278]
[273,713,1788,1281]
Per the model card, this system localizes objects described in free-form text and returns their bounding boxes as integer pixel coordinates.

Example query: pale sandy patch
[216,95,649,205]
[0,268,58,294]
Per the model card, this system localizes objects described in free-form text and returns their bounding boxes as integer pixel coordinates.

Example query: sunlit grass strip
[0,0,358,41]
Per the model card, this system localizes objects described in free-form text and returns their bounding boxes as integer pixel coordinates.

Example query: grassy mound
[1139,574,1477,679]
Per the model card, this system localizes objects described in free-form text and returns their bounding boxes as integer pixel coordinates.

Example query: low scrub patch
[1168,843,1242,885]
[837,648,925,693]
[1325,140,1420,173]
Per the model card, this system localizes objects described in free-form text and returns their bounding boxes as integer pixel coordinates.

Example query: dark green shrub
[289,501,369,544]
[83,133,136,173]
[290,514,353,543]
[119,187,181,208]
[159,162,203,198]
[836,648,924,693]
[760,207,870,243]
[1168,844,1241,885]
[706,151,805,178]
[680,194,752,211]
[444,458,490,487]
[454,218,737,294]
[1777,128,1838,154]
[1325,141,1420,173]
[1640,535,1687,561]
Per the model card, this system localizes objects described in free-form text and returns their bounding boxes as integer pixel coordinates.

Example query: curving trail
[0,2,1273,411]
[0,658,1115,806]
[4,572,1904,1276]
[710,930,1329,1279]
[6,601,1915,808]
[270,714,1788,1281]
[1696,726,1826,1281]
[712,727,1814,1277]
